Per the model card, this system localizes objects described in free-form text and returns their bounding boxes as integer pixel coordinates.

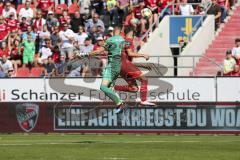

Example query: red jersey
[59,16,70,30]
[145,0,160,8]
[0,48,10,58]
[230,71,240,76]
[122,38,134,62]
[133,7,143,19]
[10,47,22,60]
[6,18,19,31]
[0,23,9,41]
[38,0,53,11]
[0,5,3,14]
[20,22,28,32]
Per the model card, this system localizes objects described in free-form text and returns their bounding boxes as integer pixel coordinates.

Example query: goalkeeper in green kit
[21,34,35,68]
[90,26,126,114]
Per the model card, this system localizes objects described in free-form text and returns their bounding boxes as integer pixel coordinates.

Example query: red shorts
[121,60,142,80]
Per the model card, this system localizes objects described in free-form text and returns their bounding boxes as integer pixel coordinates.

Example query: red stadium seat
[68,4,80,14]
[16,67,30,77]
[16,4,25,14]
[30,67,44,77]
[55,4,68,15]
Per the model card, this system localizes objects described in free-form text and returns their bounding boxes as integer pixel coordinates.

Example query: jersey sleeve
[103,39,111,50]
[125,39,134,50]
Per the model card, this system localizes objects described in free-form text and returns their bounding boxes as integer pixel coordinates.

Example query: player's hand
[144,54,150,60]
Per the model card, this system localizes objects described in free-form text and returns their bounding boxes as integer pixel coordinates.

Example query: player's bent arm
[89,47,106,56]
[127,49,149,60]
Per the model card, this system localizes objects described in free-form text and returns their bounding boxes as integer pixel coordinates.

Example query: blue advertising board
[169,16,203,46]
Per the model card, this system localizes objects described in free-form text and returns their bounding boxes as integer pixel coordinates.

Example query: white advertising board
[0,78,216,102]
[217,77,240,102]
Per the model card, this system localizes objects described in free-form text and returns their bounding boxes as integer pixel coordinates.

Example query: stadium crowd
[0,0,234,77]
[223,38,240,76]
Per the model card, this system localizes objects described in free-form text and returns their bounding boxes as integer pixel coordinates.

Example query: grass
[0,134,239,160]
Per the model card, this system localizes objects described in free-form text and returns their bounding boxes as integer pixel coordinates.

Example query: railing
[135,2,212,51]
[79,54,223,77]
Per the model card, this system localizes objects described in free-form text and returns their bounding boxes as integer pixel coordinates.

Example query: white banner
[217,77,240,102]
[0,78,216,102]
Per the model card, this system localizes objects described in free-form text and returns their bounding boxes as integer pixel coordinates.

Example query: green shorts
[102,62,121,83]
[23,54,34,64]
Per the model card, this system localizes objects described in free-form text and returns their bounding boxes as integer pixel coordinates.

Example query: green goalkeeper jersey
[103,35,125,64]
[22,41,35,56]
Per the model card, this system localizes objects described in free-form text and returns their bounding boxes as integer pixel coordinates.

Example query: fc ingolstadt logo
[16,103,39,132]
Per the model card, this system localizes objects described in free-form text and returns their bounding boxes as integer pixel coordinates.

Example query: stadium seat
[55,4,68,15]
[30,67,44,77]
[16,4,25,14]
[16,68,30,77]
[68,4,80,14]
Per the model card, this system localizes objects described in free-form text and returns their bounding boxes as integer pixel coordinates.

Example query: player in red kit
[114,27,155,106]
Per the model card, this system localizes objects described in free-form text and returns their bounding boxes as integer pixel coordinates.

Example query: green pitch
[0,134,239,160]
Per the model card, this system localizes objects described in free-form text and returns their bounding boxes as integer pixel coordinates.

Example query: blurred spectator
[38,38,53,64]
[65,52,88,77]
[207,0,221,29]
[218,0,228,23]
[230,64,240,76]
[79,0,91,15]
[89,25,104,43]
[2,1,17,19]
[232,38,240,64]
[8,30,21,50]
[39,24,51,49]
[201,0,212,10]
[55,54,65,76]
[223,49,236,75]
[59,23,75,58]
[19,0,34,21]
[70,11,84,33]
[106,0,121,26]
[93,36,107,68]
[19,17,29,32]
[21,34,35,68]
[75,25,88,46]
[132,0,149,34]
[0,1,4,15]
[33,10,46,33]
[6,12,19,31]
[37,0,54,15]
[0,41,10,59]
[46,10,59,32]
[61,10,71,24]
[0,16,10,42]
[85,13,105,34]
[22,25,37,41]
[201,0,212,12]
[0,55,13,77]
[145,0,160,28]
[51,26,61,47]
[179,0,195,15]
[43,55,56,77]
[104,26,114,39]
[9,39,22,73]
[90,0,105,16]
[79,37,94,54]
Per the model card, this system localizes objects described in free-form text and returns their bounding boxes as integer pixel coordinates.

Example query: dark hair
[226,49,232,55]
[235,38,240,43]
[114,26,122,31]
[124,26,134,35]
[85,37,91,41]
